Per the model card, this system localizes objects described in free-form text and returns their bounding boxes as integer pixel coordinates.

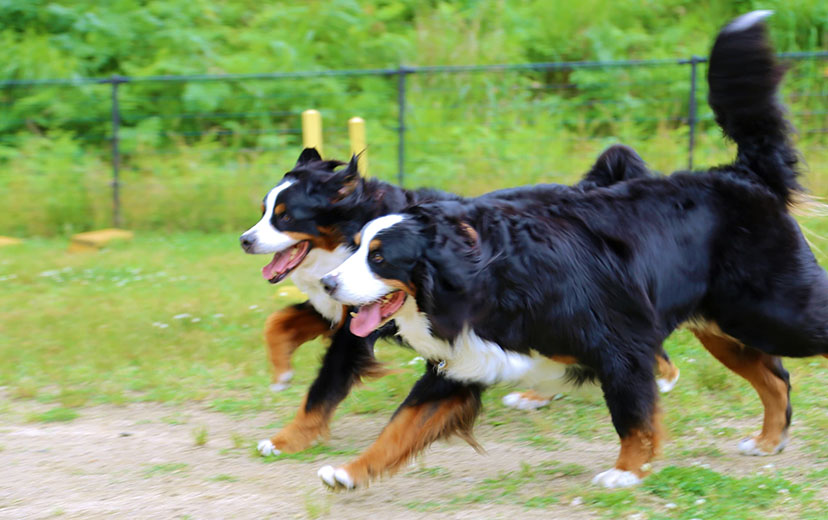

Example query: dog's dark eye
[370,251,384,264]
[279,213,293,224]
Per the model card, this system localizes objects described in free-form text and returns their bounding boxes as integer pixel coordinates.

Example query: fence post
[301,109,323,154]
[109,75,125,228]
[396,66,409,187]
[687,56,700,171]
[348,116,368,175]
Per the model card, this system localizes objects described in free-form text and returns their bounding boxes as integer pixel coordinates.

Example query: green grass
[143,462,189,478]
[1,231,827,517]
[27,406,80,423]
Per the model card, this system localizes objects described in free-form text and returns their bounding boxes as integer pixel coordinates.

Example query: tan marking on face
[369,239,382,251]
[353,233,361,247]
[283,228,344,252]
[379,278,416,297]
[274,203,286,216]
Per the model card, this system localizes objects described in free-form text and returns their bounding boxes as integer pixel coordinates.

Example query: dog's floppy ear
[329,155,361,201]
[295,147,322,167]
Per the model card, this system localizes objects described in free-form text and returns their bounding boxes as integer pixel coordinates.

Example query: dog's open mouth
[350,291,407,337]
[261,241,311,284]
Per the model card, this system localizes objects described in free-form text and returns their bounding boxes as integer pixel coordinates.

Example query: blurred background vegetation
[0,0,826,236]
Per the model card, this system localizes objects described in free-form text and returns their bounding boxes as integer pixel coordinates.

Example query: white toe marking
[318,465,337,487]
[257,439,280,456]
[334,468,355,489]
[592,468,642,488]
[724,10,773,33]
[738,434,787,456]
[269,371,294,392]
[502,392,521,407]
[657,370,679,393]
[502,392,550,410]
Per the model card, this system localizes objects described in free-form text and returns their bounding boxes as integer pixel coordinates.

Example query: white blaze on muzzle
[324,214,407,308]
[241,180,296,254]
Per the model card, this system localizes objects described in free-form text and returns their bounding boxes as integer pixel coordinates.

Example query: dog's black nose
[240,233,254,252]
[321,274,339,295]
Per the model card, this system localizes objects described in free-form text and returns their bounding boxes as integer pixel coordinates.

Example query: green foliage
[0,1,826,236]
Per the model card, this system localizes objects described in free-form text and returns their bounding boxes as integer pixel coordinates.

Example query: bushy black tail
[578,144,651,190]
[708,11,801,203]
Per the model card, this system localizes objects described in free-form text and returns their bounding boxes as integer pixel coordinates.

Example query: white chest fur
[394,298,583,394]
[289,245,352,324]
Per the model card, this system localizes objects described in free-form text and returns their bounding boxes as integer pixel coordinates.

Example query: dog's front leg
[258,315,387,456]
[263,302,332,391]
[317,363,483,490]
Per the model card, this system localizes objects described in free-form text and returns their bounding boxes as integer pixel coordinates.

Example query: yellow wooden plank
[69,228,134,252]
[0,236,22,247]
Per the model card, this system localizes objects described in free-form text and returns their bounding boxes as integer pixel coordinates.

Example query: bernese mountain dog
[240,145,679,456]
[319,11,825,489]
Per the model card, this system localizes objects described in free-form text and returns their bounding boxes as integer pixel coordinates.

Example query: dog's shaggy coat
[320,12,826,489]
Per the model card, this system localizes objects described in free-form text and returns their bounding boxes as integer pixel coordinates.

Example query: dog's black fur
[245,143,658,454]
[325,14,826,485]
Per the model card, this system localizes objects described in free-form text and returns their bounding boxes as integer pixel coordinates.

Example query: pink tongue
[262,249,294,280]
[350,302,382,337]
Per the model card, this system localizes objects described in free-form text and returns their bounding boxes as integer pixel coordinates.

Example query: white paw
[257,439,281,457]
[318,465,355,490]
[591,468,642,488]
[334,468,355,489]
[269,371,294,392]
[738,435,787,456]
[656,370,679,393]
[502,392,550,410]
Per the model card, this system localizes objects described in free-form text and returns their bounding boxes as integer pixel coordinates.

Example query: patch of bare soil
[0,400,823,519]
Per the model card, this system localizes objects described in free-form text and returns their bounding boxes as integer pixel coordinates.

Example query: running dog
[320,11,824,489]
[240,145,678,456]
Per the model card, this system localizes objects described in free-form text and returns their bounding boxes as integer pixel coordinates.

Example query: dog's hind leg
[258,315,388,456]
[503,349,680,411]
[317,364,482,490]
[692,327,791,456]
[263,302,332,392]
[655,349,680,393]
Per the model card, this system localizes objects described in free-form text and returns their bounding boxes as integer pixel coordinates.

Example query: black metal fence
[1,52,827,232]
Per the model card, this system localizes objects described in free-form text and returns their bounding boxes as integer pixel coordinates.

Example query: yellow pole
[348,116,368,175]
[301,109,323,154]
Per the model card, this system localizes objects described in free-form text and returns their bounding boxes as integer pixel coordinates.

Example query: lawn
[1,230,826,518]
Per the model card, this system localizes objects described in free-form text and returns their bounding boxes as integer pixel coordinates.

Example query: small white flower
[212,313,224,318]
[694,498,706,505]
[570,497,583,506]
[248,305,259,310]
[665,503,677,509]
[173,313,191,320]
[191,318,201,323]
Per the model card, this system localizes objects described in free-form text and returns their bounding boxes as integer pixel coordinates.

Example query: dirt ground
[0,399,823,520]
